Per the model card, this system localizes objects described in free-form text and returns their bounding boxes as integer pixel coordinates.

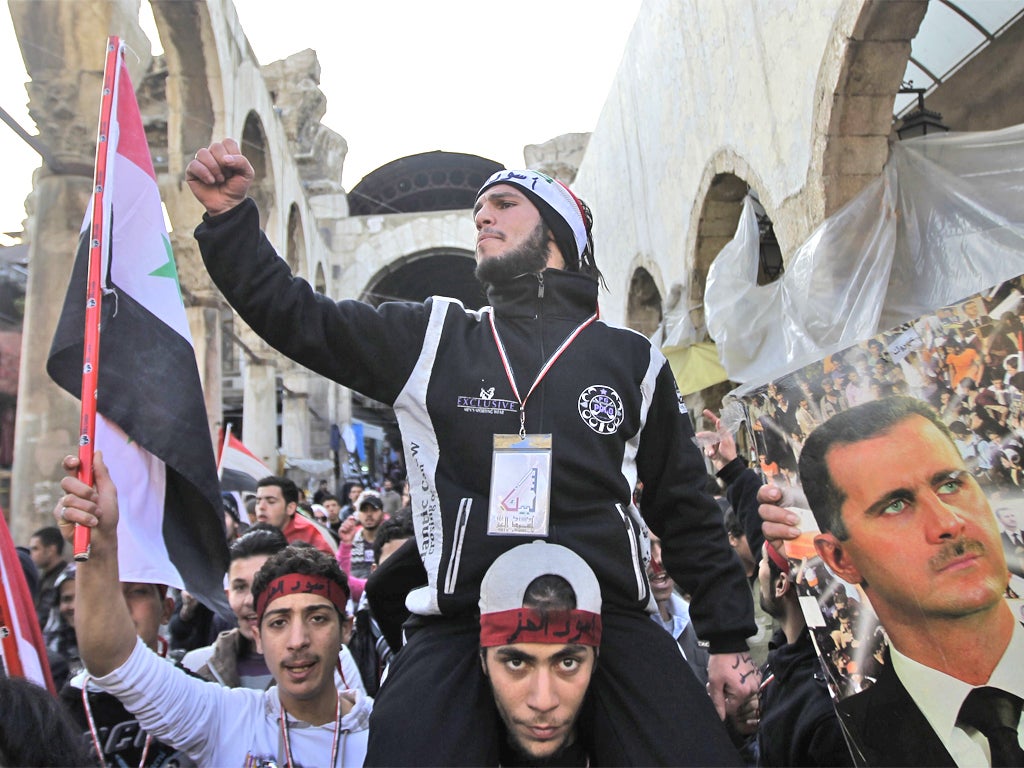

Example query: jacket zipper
[444,498,472,594]
[617,503,647,601]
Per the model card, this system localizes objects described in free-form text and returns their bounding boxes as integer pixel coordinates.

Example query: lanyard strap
[488,310,597,437]
[279,691,344,768]
[81,674,153,768]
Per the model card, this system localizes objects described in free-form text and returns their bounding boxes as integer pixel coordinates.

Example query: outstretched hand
[185,138,255,216]
[694,408,737,471]
[338,516,359,546]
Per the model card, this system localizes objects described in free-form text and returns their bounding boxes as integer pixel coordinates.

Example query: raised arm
[185,138,255,216]
[54,452,135,676]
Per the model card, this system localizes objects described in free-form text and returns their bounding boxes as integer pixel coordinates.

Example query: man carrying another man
[187,140,755,765]
[478,540,602,766]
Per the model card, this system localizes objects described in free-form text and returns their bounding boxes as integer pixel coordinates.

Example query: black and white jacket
[196,199,754,653]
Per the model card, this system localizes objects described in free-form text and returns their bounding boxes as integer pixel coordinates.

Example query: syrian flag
[218,427,272,492]
[0,510,55,693]
[46,39,229,617]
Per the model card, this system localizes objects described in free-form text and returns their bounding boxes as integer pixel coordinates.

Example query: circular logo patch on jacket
[578,385,624,434]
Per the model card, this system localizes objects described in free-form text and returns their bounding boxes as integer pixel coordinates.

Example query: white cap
[479,541,602,647]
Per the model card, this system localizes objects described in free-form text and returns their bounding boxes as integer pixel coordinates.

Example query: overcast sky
[0,0,643,242]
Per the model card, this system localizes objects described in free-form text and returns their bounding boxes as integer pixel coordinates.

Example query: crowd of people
[3,137,1021,768]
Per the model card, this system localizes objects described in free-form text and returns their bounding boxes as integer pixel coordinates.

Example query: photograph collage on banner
[735,275,1024,765]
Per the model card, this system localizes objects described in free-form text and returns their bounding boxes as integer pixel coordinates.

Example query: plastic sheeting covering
[705,123,1024,388]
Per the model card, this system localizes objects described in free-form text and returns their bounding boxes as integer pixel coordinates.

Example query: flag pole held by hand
[75,36,122,561]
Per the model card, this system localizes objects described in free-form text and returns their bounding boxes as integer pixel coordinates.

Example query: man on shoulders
[255,475,336,556]
[56,453,370,767]
[187,141,755,765]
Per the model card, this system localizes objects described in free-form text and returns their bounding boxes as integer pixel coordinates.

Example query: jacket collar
[485,269,599,321]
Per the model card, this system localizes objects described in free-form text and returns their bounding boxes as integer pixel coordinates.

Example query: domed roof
[347,151,504,216]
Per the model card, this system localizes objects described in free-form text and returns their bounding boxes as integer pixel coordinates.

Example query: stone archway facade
[8,0,349,537]
[9,0,1022,538]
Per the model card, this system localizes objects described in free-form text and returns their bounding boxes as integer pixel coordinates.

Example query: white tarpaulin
[705,123,1024,387]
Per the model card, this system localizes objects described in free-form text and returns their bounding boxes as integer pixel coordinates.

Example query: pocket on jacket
[443,498,472,595]
[616,503,648,602]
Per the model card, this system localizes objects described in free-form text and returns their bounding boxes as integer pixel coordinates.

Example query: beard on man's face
[475,221,551,285]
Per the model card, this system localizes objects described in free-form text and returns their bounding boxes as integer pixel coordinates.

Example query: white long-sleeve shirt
[92,638,371,767]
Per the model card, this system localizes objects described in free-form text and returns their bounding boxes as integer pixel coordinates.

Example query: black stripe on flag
[47,232,230,618]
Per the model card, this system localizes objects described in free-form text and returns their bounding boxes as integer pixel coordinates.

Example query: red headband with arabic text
[480,608,602,648]
[254,574,349,625]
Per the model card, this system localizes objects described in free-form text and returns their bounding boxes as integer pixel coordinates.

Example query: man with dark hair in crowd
[349,513,416,696]
[338,482,364,524]
[45,562,81,690]
[313,478,331,505]
[56,453,370,766]
[184,522,364,692]
[478,540,602,766]
[255,475,335,556]
[322,493,343,534]
[348,490,385,580]
[58,569,187,765]
[647,530,710,687]
[756,540,849,767]
[760,396,1023,767]
[187,141,755,766]
[28,525,67,628]
[184,523,289,689]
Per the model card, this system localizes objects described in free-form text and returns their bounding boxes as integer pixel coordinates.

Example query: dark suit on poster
[837,655,956,768]
[1002,531,1024,577]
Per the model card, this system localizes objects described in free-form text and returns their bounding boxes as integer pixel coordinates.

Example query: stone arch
[688,153,781,336]
[286,203,305,276]
[314,263,327,295]
[147,0,219,174]
[364,248,483,309]
[241,111,275,228]
[626,267,662,339]
[818,0,928,215]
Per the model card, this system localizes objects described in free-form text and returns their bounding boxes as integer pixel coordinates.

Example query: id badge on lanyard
[488,434,552,536]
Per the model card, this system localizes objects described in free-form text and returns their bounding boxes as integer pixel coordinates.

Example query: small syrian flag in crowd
[0,510,54,692]
[218,428,272,492]
[46,40,229,617]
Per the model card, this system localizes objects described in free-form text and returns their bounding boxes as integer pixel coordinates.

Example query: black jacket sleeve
[194,199,431,405]
[718,457,766,564]
[637,364,756,653]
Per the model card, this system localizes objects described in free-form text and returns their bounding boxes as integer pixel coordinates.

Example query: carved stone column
[242,359,277,470]
[281,370,311,473]
[8,0,151,542]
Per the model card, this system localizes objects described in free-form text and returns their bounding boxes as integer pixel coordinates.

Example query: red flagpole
[74,36,122,561]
